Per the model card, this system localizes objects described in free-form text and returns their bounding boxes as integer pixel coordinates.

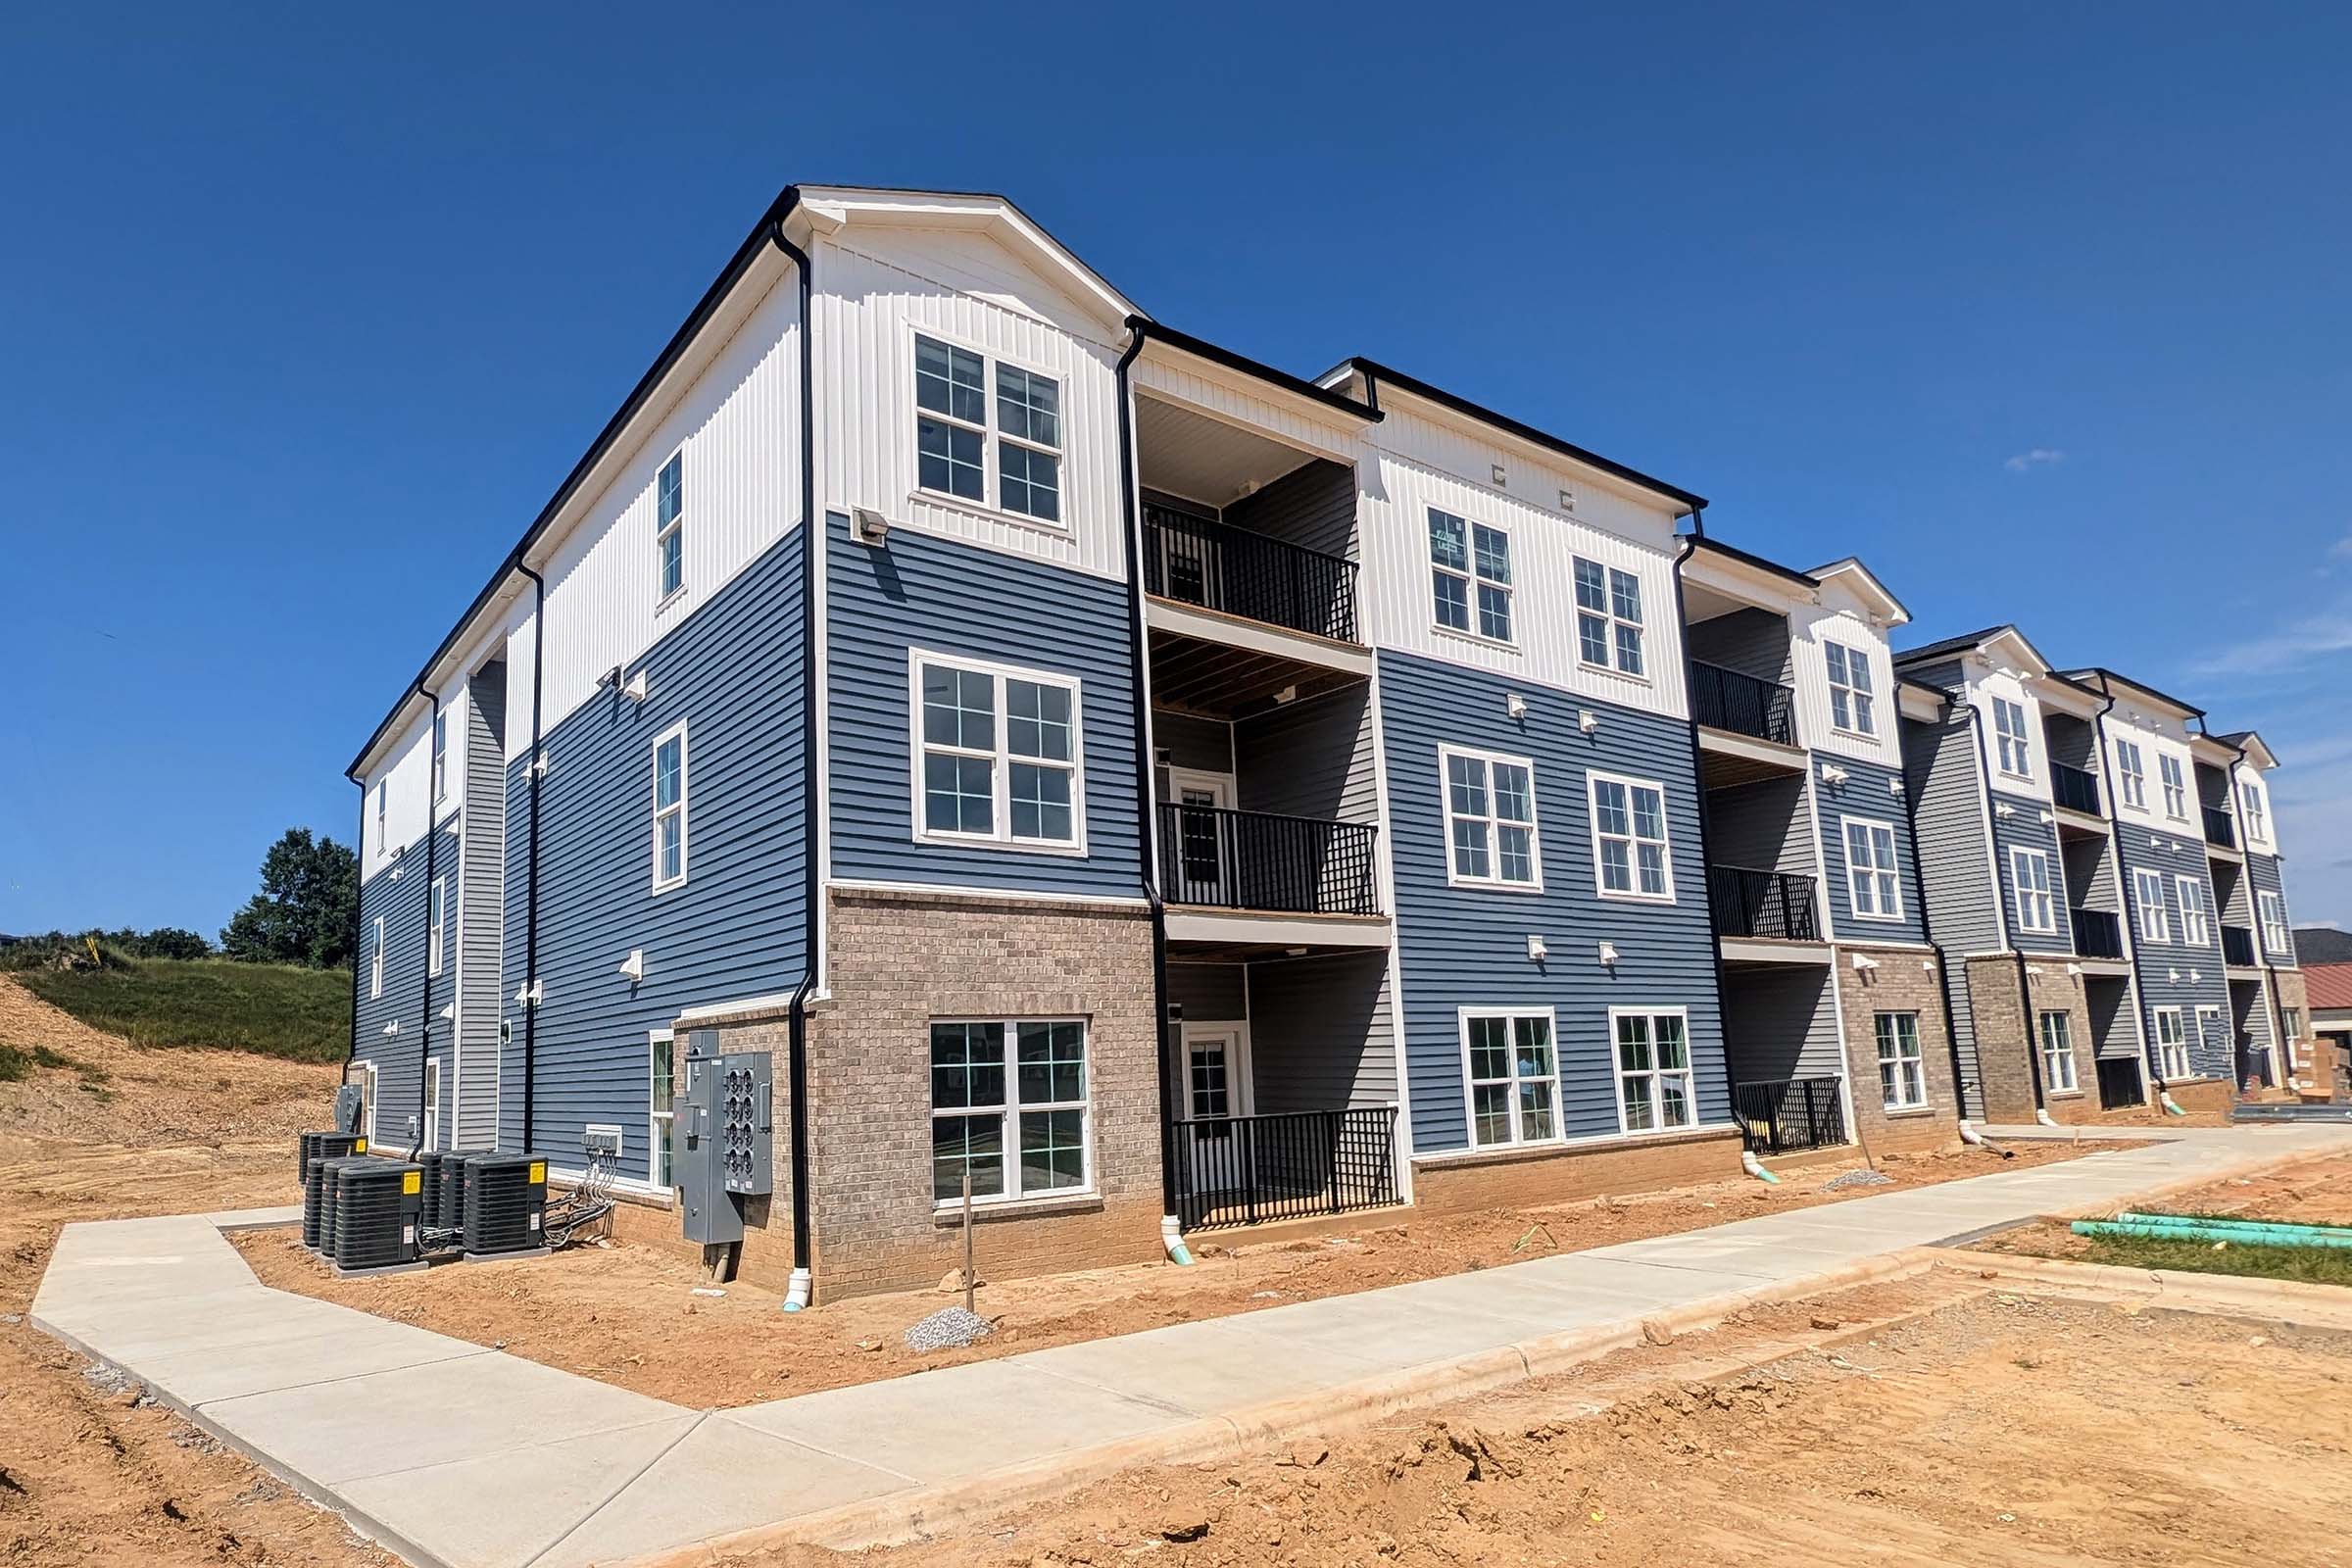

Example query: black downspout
[1895,707,1970,1127]
[1670,516,1740,1126]
[1113,323,1176,1221]
[1958,697,2047,1115]
[517,564,547,1154]
[416,686,442,1154]
[768,220,819,1298]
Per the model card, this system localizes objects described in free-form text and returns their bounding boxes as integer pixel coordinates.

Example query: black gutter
[517,564,546,1153]
[1114,322,1178,1220]
[416,687,442,1153]
[1124,318,1381,423]
[1689,534,1817,589]
[1335,357,1707,512]
[2064,666,2206,723]
[1669,516,1740,1128]
[1894,691,1973,1127]
[771,221,819,1293]
[1958,695,2047,1114]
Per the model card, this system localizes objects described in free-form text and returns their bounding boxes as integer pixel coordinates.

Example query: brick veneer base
[1411,1127,1744,1214]
[1834,945,1964,1155]
[1961,955,2097,1125]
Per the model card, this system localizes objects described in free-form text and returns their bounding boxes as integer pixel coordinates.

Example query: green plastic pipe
[2072,1217,2352,1250]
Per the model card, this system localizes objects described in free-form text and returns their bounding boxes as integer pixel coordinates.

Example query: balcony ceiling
[1150,625,1363,720]
[1138,394,1318,511]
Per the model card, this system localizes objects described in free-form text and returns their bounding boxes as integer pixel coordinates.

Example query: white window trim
[2240,781,2269,845]
[908,325,1069,531]
[655,448,687,608]
[1840,813,1906,923]
[422,1056,442,1150]
[929,1016,1095,1210]
[1572,555,1647,678]
[2132,867,2171,943]
[2037,1011,2079,1095]
[1610,1005,1698,1137]
[2259,890,2290,956]
[374,781,388,856]
[1456,1005,1563,1150]
[369,915,385,1000]
[649,1028,674,1190]
[2009,847,2058,935]
[1825,642,1878,738]
[1587,769,1677,905]
[1991,696,2031,778]
[651,721,689,893]
[2174,873,2212,947]
[2116,740,2147,811]
[1427,510,1518,649]
[1875,1010,1930,1111]
[2194,1004,2225,1067]
[1439,745,1544,892]
[431,710,449,803]
[2158,754,2189,822]
[352,1059,378,1143]
[907,648,1088,857]
[428,876,447,976]
[2153,1005,2190,1080]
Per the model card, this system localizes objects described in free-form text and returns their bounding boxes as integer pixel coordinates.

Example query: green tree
[220,829,359,969]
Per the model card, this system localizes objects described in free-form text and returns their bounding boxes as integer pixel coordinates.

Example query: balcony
[2203,805,2237,851]
[2071,907,2126,959]
[1731,1078,1847,1155]
[1709,866,1821,942]
[2223,925,2257,967]
[1157,803,1380,915]
[1143,505,1359,644]
[1690,662,1797,747]
[2052,762,2101,816]
[1170,1105,1399,1231]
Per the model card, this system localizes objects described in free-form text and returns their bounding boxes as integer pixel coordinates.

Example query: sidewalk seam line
[520,1409,716,1568]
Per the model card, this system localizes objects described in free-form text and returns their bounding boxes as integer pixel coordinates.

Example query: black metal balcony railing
[2071,907,2126,959]
[1172,1105,1398,1231]
[1156,803,1380,915]
[1690,662,1797,747]
[2203,805,2237,850]
[1142,504,1360,643]
[2222,925,2257,966]
[2052,762,2101,815]
[1708,865,1821,942]
[1731,1078,1847,1155]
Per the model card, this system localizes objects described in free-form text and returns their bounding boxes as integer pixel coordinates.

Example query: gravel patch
[904,1306,992,1351]
[1824,1168,1895,1192]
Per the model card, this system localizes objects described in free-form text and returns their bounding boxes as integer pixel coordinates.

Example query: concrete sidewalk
[33,1123,2351,1568]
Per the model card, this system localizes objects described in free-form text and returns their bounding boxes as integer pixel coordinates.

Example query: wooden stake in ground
[961,1163,975,1316]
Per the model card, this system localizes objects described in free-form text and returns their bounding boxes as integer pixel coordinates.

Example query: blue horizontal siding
[826,514,1141,897]
[2115,823,2232,1078]
[352,819,459,1150]
[1378,649,1727,1154]
[1814,755,1928,945]
[1989,789,2071,956]
[2248,853,2295,965]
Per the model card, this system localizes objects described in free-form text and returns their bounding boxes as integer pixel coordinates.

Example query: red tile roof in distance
[2305,963,2352,1011]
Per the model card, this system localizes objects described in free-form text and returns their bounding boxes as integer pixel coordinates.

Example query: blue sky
[4,3,2347,936]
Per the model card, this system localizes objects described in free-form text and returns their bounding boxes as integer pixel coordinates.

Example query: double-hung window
[2174,873,2212,946]
[1843,817,1903,921]
[1614,1009,1695,1133]
[2010,847,2057,934]
[428,876,447,976]
[930,1019,1090,1204]
[2132,867,2170,942]
[374,781,387,856]
[2259,890,2291,956]
[2158,754,2188,819]
[1588,771,1673,901]
[1462,1009,1558,1148]
[656,452,684,600]
[2116,740,2147,809]
[2154,1006,2190,1080]
[1428,510,1512,641]
[2038,1010,2079,1094]
[649,1032,675,1188]
[369,916,385,1000]
[1825,643,1876,735]
[2239,781,2268,843]
[1992,696,2031,776]
[914,335,1062,523]
[1442,748,1540,888]
[1573,557,1645,675]
[1876,1011,1928,1110]
[913,653,1082,851]
[431,710,449,802]
[652,724,688,891]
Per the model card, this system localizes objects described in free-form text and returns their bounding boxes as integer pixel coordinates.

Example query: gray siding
[1246,951,1396,1112]
[1234,683,1377,824]
[828,514,1140,897]
[1152,710,1232,776]
[2043,712,2097,773]
[1379,649,1728,1152]
[2230,977,2276,1057]
[1687,609,1793,687]
[2083,973,2142,1061]
[1815,754,1928,945]
[1166,961,1247,1022]
[2212,857,2254,932]
[1988,789,2071,956]
[1223,459,1357,562]
[497,527,809,1174]
[1720,965,1840,1086]
[455,667,506,1149]
[353,818,459,1151]
[1902,710,1997,1116]
[2063,832,2122,915]
[1705,774,1816,879]
[2249,853,2296,964]
[2114,820,2233,1079]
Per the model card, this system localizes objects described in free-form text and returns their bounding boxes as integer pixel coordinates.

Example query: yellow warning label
[354,1138,368,1152]
[402,1170,421,1195]
[527,1161,546,1185]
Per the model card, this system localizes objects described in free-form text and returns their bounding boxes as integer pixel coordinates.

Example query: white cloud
[2003,447,2064,472]
[2189,599,2352,677]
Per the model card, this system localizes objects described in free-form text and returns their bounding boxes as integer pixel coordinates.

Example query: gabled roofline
[2218,729,2280,770]
[1689,535,1819,591]
[1809,556,1912,624]
[796,184,1143,326]
[1316,357,1707,512]
[1895,622,2056,677]
[1128,318,1381,424]
[2062,666,2207,722]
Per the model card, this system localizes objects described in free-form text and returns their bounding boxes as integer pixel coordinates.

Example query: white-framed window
[2239,780,2268,843]
[1588,771,1674,902]
[1613,1008,1695,1133]
[2010,847,2057,934]
[1428,509,1512,642]
[1461,1007,1559,1148]
[428,876,448,976]
[2195,1004,2224,1069]
[2174,873,2212,946]
[374,780,387,855]
[1824,642,1876,735]
[1876,1011,1928,1110]
[2259,890,2291,956]
[2038,1010,2078,1094]
[2132,867,2170,943]
[656,450,685,600]
[422,1056,441,1150]
[2116,740,2147,809]
[1441,747,1541,889]
[929,1018,1090,1205]
[2153,1005,2190,1079]
[1992,696,2031,776]
[432,709,449,802]
[1573,556,1645,675]
[369,915,385,1000]
[350,1059,378,1143]
[651,723,688,891]
[911,651,1083,852]
[649,1030,675,1189]
[2283,1006,2304,1041]
[1842,816,1904,921]
[2158,753,2188,819]
[914,334,1062,523]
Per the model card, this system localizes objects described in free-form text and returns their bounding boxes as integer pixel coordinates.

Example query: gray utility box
[678,1033,773,1246]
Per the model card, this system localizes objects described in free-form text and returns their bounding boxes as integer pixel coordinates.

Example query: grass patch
[2133,1206,2352,1232]
[14,958,351,1063]
[2076,1232,2352,1289]
[0,1044,24,1083]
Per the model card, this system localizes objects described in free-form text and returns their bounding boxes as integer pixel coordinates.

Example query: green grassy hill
[10,957,351,1063]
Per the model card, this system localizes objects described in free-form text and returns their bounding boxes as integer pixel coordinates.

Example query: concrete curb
[1945,1250,2352,1326]
[2035,1141,2352,1221]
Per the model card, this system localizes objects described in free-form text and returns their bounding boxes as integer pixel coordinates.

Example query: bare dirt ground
[238,1140,2086,1408]
[1976,1146,2352,1266]
[0,977,393,1567]
[730,1278,2352,1568]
